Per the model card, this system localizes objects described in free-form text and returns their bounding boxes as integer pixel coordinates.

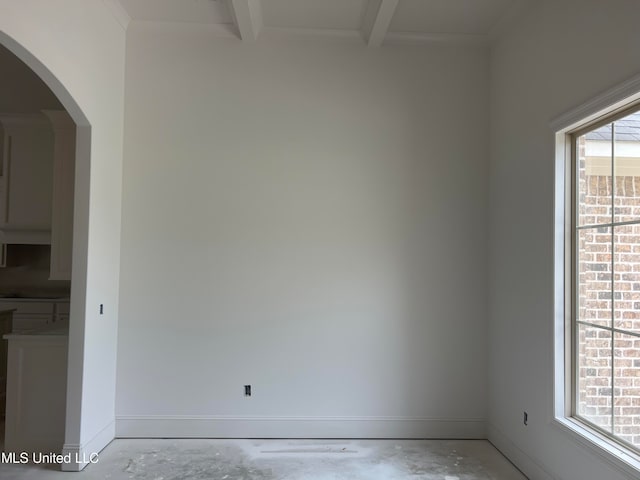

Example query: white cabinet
[3,330,68,455]
[43,111,75,280]
[0,111,75,278]
[0,114,53,245]
[0,300,69,333]
[0,309,13,419]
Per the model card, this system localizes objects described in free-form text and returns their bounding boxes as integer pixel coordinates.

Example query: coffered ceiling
[116,0,527,46]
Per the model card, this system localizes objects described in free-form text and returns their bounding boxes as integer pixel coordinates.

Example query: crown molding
[103,0,131,31]
[254,27,489,47]
[385,31,489,48]
[130,20,238,38]
[549,72,640,132]
[127,20,490,48]
[260,26,363,43]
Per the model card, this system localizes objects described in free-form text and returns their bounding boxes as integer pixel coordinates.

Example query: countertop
[3,325,69,340]
[0,297,69,303]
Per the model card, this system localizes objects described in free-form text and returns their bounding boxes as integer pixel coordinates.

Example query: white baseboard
[116,415,486,439]
[61,420,115,472]
[488,424,554,480]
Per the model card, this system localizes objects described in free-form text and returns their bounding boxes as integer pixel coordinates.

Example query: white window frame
[552,74,640,478]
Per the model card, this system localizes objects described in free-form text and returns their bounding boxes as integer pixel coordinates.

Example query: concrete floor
[0,439,527,479]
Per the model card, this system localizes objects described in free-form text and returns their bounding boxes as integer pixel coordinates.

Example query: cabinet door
[0,115,53,231]
[4,335,68,454]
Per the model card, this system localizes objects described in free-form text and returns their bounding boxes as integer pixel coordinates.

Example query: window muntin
[573,107,640,451]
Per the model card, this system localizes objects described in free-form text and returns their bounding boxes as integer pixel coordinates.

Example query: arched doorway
[0,31,90,471]
[0,2,126,471]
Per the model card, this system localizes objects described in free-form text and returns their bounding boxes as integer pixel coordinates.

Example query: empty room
[0,1,640,479]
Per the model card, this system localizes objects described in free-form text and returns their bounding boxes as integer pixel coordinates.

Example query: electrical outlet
[244,385,251,397]
[524,411,528,426]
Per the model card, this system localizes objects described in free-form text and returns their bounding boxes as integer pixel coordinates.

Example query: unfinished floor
[0,439,526,479]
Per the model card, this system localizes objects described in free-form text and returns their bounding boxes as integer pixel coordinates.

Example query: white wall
[489,1,640,479]
[116,23,490,438]
[0,0,126,470]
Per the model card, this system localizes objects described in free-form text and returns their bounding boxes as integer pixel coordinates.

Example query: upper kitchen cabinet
[0,112,75,280]
[42,111,75,281]
[0,114,53,244]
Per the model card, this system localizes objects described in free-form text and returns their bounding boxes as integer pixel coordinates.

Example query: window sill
[552,416,640,478]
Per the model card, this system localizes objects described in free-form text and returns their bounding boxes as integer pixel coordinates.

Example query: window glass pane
[578,227,612,327]
[578,124,612,227]
[578,324,612,432]
[614,225,640,334]
[573,107,640,454]
[613,111,640,223]
[614,332,640,449]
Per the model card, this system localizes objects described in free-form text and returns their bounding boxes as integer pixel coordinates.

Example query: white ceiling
[262,0,369,30]
[118,0,233,25]
[117,0,524,44]
[390,0,514,35]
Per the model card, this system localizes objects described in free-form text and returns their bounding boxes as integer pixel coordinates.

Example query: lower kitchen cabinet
[3,330,68,454]
[0,308,13,419]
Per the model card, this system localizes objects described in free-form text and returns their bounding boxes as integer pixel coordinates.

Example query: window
[570,105,640,453]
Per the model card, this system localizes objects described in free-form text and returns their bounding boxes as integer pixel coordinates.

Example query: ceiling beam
[362,0,399,47]
[227,0,262,42]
